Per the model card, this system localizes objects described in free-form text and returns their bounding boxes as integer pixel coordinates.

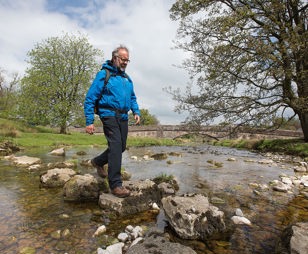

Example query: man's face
[114,49,130,71]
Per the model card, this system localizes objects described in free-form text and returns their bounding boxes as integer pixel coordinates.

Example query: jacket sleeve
[84,70,106,126]
[130,84,140,116]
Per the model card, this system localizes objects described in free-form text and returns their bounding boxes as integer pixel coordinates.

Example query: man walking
[84,45,140,198]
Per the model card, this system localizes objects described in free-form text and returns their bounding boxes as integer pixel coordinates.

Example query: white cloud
[0,0,189,124]
[0,0,83,71]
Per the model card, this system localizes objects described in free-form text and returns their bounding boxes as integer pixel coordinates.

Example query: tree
[0,68,19,118]
[19,33,102,133]
[128,108,159,125]
[168,1,308,140]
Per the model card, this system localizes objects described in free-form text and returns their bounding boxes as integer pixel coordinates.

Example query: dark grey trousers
[93,117,128,190]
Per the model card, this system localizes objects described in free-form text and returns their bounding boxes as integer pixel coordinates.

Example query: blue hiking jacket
[84,60,140,126]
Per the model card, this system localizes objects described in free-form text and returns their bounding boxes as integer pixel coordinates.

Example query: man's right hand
[86,124,95,135]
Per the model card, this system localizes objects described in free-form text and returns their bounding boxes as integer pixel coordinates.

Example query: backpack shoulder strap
[97,68,111,102]
[103,68,110,87]
[97,68,127,102]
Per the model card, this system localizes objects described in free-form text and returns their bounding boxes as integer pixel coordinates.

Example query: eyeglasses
[116,56,130,63]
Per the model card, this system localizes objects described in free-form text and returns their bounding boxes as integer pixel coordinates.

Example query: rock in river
[161,194,225,240]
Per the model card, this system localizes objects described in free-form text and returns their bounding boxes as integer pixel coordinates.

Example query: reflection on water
[0,145,307,254]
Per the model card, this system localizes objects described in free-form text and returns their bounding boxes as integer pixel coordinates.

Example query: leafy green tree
[0,68,19,118]
[128,108,159,125]
[19,33,102,133]
[168,1,308,140]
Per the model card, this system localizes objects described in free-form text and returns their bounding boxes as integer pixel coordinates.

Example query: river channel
[0,145,307,254]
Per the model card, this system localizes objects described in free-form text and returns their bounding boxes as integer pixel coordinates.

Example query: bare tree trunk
[299,112,308,142]
[60,125,67,134]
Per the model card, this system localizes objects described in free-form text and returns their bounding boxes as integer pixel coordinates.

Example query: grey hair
[112,45,129,58]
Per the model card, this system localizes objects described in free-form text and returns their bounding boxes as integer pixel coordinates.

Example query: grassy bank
[210,138,308,158]
[0,118,181,148]
[1,118,308,157]
[11,132,181,148]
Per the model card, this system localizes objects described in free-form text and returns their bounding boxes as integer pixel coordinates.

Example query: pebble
[130,237,143,247]
[294,166,306,172]
[258,184,269,191]
[125,225,134,233]
[132,226,143,239]
[99,225,143,253]
[118,232,129,242]
[211,197,225,204]
[235,208,244,217]
[258,159,274,164]
[93,225,107,237]
[227,157,236,161]
[231,216,251,225]
[152,202,160,210]
[272,182,291,192]
[281,177,293,185]
[299,161,308,168]
[98,242,124,254]
[59,213,70,219]
[253,190,261,195]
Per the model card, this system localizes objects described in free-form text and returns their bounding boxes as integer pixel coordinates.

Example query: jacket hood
[101,60,126,75]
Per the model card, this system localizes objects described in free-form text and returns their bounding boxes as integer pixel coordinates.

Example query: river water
[0,145,307,254]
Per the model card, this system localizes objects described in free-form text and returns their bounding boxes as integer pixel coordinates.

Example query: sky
[0,0,190,125]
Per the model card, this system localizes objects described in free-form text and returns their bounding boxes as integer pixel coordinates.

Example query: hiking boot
[111,186,130,198]
[91,159,108,178]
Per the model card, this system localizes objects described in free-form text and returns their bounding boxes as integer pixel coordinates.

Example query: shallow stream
[0,145,307,254]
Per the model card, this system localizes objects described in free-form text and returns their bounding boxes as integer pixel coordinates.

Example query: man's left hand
[86,124,95,135]
[134,115,140,125]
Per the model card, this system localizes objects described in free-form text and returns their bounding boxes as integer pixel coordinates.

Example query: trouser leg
[93,148,109,166]
[119,117,128,153]
[93,117,128,166]
[95,117,128,190]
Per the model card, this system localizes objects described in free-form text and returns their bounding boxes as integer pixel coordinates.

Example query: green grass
[152,173,179,191]
[254,139,308,157]
[211,138,308,158]
[127,137,181,147]
[0,118,184,148]
[9,133,183,148]
[6,131,308,158]
[2,118,308,158]
[13,132,107,147]
[152,173,174,184]
[0,118,55,134]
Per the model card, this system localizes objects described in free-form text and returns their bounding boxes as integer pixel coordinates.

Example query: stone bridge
[72,125,303,140]
[126,125,303,140]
